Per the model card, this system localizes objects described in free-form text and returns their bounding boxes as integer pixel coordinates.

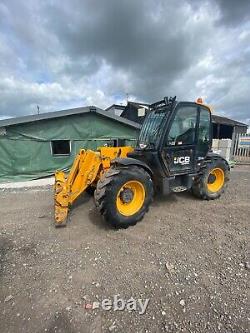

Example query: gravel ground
[0,165,249,333]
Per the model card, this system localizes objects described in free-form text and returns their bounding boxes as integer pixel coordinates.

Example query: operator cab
[135,97,212,175]
[128,97,213,194]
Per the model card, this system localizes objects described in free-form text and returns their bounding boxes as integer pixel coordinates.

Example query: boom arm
[54,146,134,226]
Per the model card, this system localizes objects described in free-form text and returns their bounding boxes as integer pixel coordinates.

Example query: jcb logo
[174,156,190,165]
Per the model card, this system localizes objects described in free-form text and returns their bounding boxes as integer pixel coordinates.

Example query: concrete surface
[0,177,54,189]
[0,165,249,333]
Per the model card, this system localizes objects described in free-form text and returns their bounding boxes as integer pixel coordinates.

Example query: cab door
[161,104,198,175]
[196,106,212,160]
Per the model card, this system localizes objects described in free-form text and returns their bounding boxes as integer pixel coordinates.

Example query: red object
[85,303,93,309]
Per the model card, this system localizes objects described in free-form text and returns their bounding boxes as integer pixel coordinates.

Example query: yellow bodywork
[54,146,134,226]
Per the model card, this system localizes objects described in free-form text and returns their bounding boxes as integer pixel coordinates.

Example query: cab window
[198,108,211,144]
[167,106,198,145]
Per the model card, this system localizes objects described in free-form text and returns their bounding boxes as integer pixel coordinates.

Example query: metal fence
[232,133,250,163]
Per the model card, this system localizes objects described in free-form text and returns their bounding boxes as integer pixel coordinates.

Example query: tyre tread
[94,166,153,228]
[191,157,230,200]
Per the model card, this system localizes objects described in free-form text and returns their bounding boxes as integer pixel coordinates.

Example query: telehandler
[54,97,230,228]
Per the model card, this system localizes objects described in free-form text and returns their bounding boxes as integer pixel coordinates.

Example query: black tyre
[191,158,230,200]
[94,166,153,228]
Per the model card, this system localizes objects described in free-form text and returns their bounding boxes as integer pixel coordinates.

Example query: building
[0,106,140,182]
[106,102,150,124]
[212,114,247,139]
[104,104,126,117]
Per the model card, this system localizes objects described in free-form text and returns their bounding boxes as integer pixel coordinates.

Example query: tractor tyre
[191,158,230,200]
[94,166,153,228]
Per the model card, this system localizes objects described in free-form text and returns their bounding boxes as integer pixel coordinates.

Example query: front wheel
[191,158,230,200]
[94,166,153,228]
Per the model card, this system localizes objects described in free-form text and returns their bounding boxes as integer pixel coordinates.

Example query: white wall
[212,139,232,162]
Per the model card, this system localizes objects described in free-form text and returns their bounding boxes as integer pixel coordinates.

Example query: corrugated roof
[211,114,247,127]
[105,104,126,112]
[128,101,150,107]
[0,106,141,129]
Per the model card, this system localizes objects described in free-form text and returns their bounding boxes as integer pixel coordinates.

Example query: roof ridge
[0,105,141,129]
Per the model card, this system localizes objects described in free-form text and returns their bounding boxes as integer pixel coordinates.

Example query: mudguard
[112,157,153,176]
[206,151,230,170]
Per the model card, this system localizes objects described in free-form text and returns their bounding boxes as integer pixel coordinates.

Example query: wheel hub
[120,188,134,203]
[208,173,216,183]
[116,180,146,217]
[207,168,225,192]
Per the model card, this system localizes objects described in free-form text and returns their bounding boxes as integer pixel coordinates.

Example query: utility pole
[126,93,129,104]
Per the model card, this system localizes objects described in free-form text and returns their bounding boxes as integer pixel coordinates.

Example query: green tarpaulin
[0,112,139,182]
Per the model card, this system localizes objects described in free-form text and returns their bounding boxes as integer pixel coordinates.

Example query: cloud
[214,0,250,26]
[0,0,249,124]
[188,0,250,26]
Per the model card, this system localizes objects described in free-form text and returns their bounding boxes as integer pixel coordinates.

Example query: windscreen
[138,111,166,147]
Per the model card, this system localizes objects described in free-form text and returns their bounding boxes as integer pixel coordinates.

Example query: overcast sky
[0,0,249,124]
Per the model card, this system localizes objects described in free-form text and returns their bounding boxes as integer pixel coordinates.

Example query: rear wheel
[94,166,153,228]
[191,158,230,200]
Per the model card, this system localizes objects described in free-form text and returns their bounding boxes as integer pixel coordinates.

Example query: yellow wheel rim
[116,180,145,216]
[207,168,225,192]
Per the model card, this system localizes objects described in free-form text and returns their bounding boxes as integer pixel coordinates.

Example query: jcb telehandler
[54,97,230,228]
